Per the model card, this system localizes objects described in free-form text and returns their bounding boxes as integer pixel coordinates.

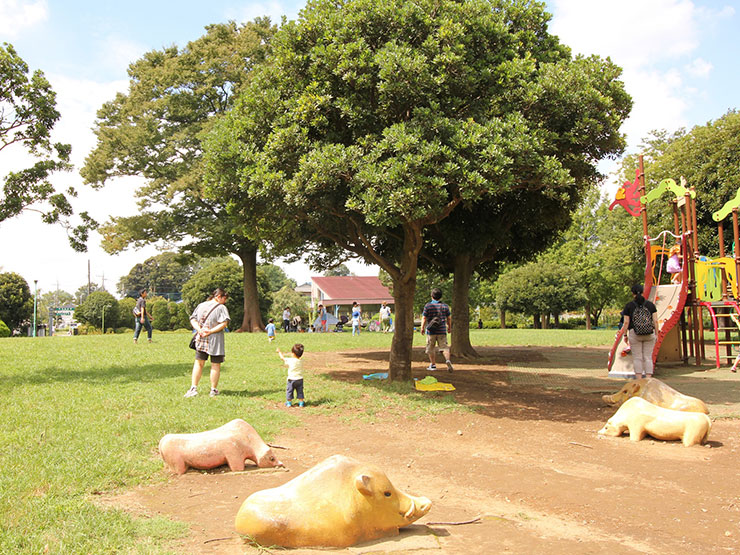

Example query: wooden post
[638,156,652,291]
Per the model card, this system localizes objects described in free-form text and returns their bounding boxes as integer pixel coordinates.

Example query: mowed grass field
[0,328,614,553]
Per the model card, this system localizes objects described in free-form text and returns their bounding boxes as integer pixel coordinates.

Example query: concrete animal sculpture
[158,418,283,474]
[602,377,708,414]
[235,454,431,547]
[598,397,711,447]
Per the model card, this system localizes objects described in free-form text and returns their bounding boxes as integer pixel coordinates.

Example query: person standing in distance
[282,306,291,333]
[420,288,453,372]
[621,283,658,378]
[185,288,230,398]
[133,289,154,344]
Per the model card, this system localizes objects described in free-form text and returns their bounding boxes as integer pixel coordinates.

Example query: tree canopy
[1,43,94,250]
[205,0,630,379]
[117,252,196,298]
[81,19,278,331]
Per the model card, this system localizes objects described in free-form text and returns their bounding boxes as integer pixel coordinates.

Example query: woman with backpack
[621,284,659,378]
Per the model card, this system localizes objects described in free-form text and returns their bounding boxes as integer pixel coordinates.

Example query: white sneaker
[446,360,454,373]
[209,388,219,397]
[184,386,198,398]
[426,364,437,371]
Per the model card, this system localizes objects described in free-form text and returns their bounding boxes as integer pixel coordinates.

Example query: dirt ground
[106,345,740,554]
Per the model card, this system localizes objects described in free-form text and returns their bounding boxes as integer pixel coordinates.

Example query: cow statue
[158,419,283,475]
[235,454,431,547]
[598,397,712,447]
[602,377,708,414]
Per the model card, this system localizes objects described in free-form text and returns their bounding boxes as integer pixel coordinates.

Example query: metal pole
[102,305,106,334]
[33,280,38,337]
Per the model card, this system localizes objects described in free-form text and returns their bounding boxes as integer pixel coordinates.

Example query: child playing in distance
[277,344,305,407]
[351,302,361,336]
[266,318,276,342]
[666,244,683,284]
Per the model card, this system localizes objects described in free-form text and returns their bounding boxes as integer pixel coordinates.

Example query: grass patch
[0,328,611,552]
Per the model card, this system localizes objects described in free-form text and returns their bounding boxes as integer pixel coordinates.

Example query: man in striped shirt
[420,288,453,372]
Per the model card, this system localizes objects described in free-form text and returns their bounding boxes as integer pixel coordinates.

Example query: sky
[1,0,739,298]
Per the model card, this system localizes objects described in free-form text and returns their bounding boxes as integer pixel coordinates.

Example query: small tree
[118,297,136,327]
[181,258,245,327]
[150,298,171,331]
[270,285,310,324]
[496,262,585,328]
[0,320,10,337]
[0,272,33,332]
[74,291,119,329]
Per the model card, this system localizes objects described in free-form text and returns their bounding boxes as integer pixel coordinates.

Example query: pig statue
[602,377,708,414]
[158,418,283,474]
[235,454,431,547]
[598,397,711,447]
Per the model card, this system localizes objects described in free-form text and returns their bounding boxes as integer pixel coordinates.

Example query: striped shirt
[422,300,450,335]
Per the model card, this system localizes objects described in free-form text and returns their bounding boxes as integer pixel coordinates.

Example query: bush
[0,319,10,338]
[115,327,133,334]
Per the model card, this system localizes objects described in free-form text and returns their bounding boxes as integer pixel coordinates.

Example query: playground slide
[607,282,688,378]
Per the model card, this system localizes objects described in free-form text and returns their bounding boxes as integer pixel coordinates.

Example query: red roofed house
[310,276,393,318]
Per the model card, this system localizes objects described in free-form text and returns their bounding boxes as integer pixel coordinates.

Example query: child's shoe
[298,401,305,407]
[285,401,292,407]
[732,365,737,373]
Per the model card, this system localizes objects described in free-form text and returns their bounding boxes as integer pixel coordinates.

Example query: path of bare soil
[104,346,740,554]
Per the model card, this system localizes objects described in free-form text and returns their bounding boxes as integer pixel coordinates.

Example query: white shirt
[285,356,304,380]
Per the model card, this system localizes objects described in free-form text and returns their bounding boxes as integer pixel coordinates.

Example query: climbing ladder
[699,299,740,368]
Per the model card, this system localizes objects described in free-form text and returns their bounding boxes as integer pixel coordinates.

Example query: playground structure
[607,156,740,378]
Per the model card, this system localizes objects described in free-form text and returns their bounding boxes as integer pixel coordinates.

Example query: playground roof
[311,276,393,306]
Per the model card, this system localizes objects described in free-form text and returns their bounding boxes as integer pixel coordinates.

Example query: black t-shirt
[623,299,657,330]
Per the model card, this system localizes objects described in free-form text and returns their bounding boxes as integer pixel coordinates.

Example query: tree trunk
[542,313,550,329]
[388,225,423,382]
[450,253,478,358]
[236,248,264,332]
[500,308,506,329]
[534,314,541,329]
[585,301,592,330]
[553,312,560,328]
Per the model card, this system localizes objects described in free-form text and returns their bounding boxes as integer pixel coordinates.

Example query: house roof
[311,276,393,306]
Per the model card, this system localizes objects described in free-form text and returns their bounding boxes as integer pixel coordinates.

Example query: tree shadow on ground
[8,363,186,389]
[320,345,740,423]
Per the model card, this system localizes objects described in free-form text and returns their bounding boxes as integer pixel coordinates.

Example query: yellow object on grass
[414,376,455,391]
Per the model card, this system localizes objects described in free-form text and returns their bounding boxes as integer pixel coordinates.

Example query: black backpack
[632,303,654,335]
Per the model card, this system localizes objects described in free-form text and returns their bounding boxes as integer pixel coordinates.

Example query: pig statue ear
[355,474,373,496]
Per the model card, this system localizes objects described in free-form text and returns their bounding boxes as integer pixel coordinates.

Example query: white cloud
[550,0,699,68]
[685,57,713,77]
[0,0,47,37]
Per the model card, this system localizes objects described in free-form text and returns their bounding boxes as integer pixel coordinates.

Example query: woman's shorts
[195,351,225,363]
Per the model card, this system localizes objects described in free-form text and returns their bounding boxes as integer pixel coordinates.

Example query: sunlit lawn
[0,327,613,553]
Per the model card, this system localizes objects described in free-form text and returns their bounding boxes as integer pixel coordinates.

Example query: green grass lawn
[0,328,612,553]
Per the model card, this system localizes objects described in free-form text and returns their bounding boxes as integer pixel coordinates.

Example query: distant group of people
[131,285,455,406]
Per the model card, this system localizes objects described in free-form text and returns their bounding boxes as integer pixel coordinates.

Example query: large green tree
[81,20,277,331]
[0,272,33,332]
[206,0,630,380]
[1,43,94,250]
[619,111,740,257]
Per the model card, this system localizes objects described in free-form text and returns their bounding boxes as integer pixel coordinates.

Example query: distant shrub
[0,320,10,338]
[174,328,192,333]
[115,327,133,334]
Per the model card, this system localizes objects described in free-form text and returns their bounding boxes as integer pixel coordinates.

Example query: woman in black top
[621,284,659,378]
